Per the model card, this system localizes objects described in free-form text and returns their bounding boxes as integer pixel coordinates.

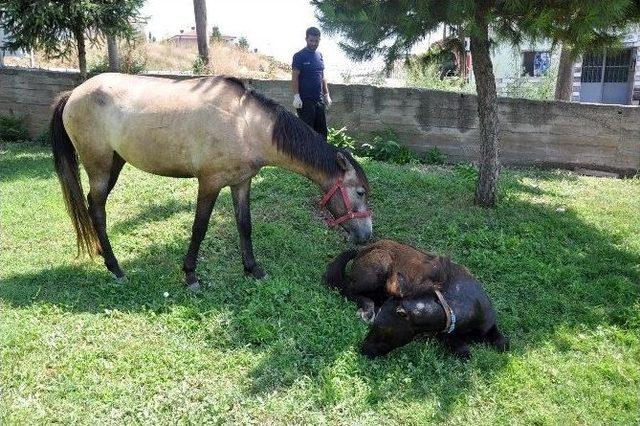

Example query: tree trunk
[470,19,500,207]
[107,34,120,72]
[555,46,575,101]
[74,27,87,79]
[193,0,210,66]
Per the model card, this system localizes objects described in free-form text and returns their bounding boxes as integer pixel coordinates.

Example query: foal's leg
[439,334,472,360]
[482,324,509,352]
[231,178,265,279]
[346,293,377,323]
[183,180,221,290]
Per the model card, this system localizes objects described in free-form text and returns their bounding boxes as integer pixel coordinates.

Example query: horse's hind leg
[94,152,126,257]
[183,180,222,290]
[231,178,265,279]
[87,156,125,279]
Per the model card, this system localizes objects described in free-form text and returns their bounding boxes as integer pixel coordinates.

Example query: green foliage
[0,0,145,74]
[0,114,29,142]
[192,57,207,75]
[406,62,473,93]
[327,127,357,151]
[210,26,222,43]
[237,36,249,50]
[503,59,558,101]
[2,143,639,424]
[88,41,147,74]
[453,163,479,186]
[424,147,447,165]
[312,0,637,71]
[360,129,417,164]
[328,127,448,166]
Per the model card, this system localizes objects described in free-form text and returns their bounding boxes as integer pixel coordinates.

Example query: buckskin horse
[50,73,372,290]
[325,239,508,359]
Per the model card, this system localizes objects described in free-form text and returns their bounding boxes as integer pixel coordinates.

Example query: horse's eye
[356,188,366,197]
[396,306,407,318]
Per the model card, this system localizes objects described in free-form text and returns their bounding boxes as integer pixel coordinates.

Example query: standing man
[292,27,332,138]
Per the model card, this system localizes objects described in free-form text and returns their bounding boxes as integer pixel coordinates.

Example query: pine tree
[312,0,635,206]
[0,0,144,78]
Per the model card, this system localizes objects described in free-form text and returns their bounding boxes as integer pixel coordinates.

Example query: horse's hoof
[357,307,376,324]
[245,265,267,280]
[186,281,202,292]
[113,274,127,283]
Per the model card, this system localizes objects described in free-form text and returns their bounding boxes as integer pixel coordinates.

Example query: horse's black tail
[50,91,100,257]
[324,248,359,292]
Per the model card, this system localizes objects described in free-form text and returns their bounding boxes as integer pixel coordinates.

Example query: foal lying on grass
[325,239,509,359]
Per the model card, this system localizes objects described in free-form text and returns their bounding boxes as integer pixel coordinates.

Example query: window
[581,49,633,83]
[581,51,604,83]
[522,51,551,77]
[604,49,632,83]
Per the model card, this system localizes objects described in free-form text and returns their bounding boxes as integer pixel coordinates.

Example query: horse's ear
[429,257,450,287]
[336,152,354,172]
[386,271,409,297]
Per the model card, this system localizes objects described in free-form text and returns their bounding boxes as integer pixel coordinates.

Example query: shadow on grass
[110,198,194,236]
[1,142,55,183]
[1,148,638,420]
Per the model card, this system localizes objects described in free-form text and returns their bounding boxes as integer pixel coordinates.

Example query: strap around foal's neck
[434,289,456,334]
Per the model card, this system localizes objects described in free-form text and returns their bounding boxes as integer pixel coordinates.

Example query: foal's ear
[336,152,354,172]
[386,271,409,297]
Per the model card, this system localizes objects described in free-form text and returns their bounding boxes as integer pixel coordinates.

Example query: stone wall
[1,67,638,175]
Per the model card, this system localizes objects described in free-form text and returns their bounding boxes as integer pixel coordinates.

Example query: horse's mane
[222,76,369,191]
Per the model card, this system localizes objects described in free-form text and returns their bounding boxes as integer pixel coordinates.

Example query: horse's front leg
[231,178,266,279]
[183,180,221,290]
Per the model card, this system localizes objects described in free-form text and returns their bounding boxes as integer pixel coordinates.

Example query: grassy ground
[1,142,638,424]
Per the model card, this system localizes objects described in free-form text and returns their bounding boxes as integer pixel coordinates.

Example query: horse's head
[319,151,372,244]
[361,273,447,358]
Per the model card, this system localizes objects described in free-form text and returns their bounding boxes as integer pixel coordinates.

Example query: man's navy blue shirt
[292,47,324,102]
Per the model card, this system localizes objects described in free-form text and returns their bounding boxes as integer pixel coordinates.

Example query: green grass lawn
[1,142,639,424]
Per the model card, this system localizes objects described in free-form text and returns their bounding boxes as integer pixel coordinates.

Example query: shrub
[361,129,417,164]
[424,147,446,165]
[327,127,357,151]
[192,57,207,75]
[88,43,147,75]
[0,114,30,142]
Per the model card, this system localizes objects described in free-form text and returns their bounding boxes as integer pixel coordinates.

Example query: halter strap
[318,176,371,227]
[434,289,456,334]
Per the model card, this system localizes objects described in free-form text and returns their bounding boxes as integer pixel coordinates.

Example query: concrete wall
[1,67,639,175]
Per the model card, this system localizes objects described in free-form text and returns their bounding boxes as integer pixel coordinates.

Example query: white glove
[293,94,303,109]
[324,93,332,108]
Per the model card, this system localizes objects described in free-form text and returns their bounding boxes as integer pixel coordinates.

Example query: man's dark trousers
[297,99,327,138]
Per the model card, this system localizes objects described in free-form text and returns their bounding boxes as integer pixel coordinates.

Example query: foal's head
[361,272,446,358]
[320,151,372,244]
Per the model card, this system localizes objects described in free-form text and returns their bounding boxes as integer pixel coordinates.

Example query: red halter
[318,176,371,227]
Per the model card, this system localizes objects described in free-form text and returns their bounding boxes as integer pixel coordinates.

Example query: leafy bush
[327,127,357,151]
[0,114,29,142]
[88,57,110,74]
[361,129,417,164]
[424,147,446,165]
[88,43,147,75]
[406,61,473,93]
[192,57,207,75]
